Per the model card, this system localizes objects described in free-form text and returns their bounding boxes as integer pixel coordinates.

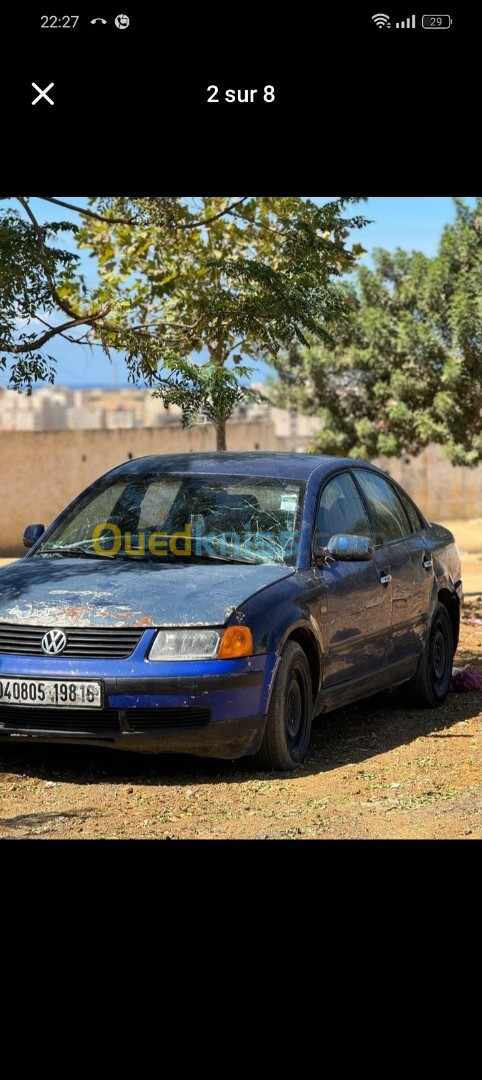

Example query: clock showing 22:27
[40,15,80,28]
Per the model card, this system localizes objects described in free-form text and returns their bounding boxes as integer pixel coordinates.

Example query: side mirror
[23,524,45,549]
[314,533,374,563]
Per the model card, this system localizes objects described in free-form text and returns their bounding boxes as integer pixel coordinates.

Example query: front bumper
[0,714,266,757]
[0,651,277,758]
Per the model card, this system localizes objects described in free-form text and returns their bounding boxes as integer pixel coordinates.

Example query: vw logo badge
[41,629,67,655]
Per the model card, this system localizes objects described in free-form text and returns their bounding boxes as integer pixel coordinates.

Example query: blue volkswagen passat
[0,453,462,770]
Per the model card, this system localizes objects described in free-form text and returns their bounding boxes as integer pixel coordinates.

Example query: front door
[313,472,392,689]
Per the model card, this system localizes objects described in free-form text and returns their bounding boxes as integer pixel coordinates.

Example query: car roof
[106,452,379,482]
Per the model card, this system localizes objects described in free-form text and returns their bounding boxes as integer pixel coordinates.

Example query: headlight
[148,626,254,661]
[148,629,221,661]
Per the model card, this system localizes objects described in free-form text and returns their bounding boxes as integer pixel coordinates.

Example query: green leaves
[147,356,253,430]
[0,207,83,389]
[66,196,368,445]
[271,198,482,466]
[1,195,369,447]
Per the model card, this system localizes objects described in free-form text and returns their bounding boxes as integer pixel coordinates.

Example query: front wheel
[405,602,454,708]
[252,641,313,771]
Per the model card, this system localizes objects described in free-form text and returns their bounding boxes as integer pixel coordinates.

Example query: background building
[0,384,323,445]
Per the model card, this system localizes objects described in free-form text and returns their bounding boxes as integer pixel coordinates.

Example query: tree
[270,198,482,466]
[60,196,368,449]
[0,199,112,389]
[0,197,367,448]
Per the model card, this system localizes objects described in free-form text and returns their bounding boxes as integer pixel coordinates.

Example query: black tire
[252,641,313,771]
[405,602,454,708]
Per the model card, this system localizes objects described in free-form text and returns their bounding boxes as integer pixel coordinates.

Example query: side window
[316,473,372,547]
[398,489,424,533]
[354,471,411,542]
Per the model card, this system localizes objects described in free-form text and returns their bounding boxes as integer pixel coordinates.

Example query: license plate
[0,678,103,708]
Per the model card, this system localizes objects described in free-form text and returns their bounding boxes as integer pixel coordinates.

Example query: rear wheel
[253,641,313,771]
[405,602,454,707]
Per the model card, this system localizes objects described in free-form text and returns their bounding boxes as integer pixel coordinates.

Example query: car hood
[0,557,294,628]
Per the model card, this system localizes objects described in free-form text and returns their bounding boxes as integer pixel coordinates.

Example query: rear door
[353,470,432,677]
[313,471,392,689]
[396,483,436,641]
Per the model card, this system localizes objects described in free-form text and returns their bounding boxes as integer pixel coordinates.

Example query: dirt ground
[0,518,480,840]
[442,519,481,595]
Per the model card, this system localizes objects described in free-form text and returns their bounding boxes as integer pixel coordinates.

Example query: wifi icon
[372,13,391,27]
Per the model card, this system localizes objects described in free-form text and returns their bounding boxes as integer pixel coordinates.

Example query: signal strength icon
[395,13,416,27]
[371,13,391,28]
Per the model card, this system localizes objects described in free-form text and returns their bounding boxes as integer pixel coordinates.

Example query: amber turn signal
[218,626,254,659]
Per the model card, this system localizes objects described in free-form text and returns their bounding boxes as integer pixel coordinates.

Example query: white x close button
[31,82,54,105]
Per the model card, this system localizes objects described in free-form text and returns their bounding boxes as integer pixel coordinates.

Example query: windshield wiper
[35,546,127,561]
[149,549,262,565]
[36,547,275,566]
[191,554,262,565]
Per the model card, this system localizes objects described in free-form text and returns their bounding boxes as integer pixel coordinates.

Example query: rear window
[397,489,424,532]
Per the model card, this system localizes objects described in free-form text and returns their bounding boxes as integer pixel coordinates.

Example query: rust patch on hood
[0,559,293,627]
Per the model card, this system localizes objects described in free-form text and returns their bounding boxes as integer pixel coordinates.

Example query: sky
[4,196,476,389]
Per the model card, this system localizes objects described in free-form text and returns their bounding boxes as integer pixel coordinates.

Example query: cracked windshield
[34,474,304,565]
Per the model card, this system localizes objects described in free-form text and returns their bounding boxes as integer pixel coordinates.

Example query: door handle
[379,573,392,586]
[422,555,433,570]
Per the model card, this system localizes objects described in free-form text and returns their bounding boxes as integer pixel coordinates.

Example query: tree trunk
[216,419,227,451]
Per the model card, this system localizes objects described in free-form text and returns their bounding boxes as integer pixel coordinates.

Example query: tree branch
[37,196,250,231]
[223,340,244,362]
[35,316,94,346]
[38,196,136,225]
[129,317,202,333]
[17,196,80,319]
[2,305,112,354]
[175,197,250,229]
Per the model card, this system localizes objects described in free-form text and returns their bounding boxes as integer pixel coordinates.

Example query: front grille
[0,706,120,735]
[0,624,145,658]
[0,706,211,736]
[125,708,211,731]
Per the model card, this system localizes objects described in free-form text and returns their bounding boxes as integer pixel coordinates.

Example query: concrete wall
[1,426,480,554]
[372,443,482,523]
[0,421,298,555]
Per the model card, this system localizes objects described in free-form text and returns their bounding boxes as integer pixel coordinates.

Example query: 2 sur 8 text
[207,86,275,104]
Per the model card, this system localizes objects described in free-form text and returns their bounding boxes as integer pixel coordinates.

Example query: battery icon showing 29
[422,15,452,27]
